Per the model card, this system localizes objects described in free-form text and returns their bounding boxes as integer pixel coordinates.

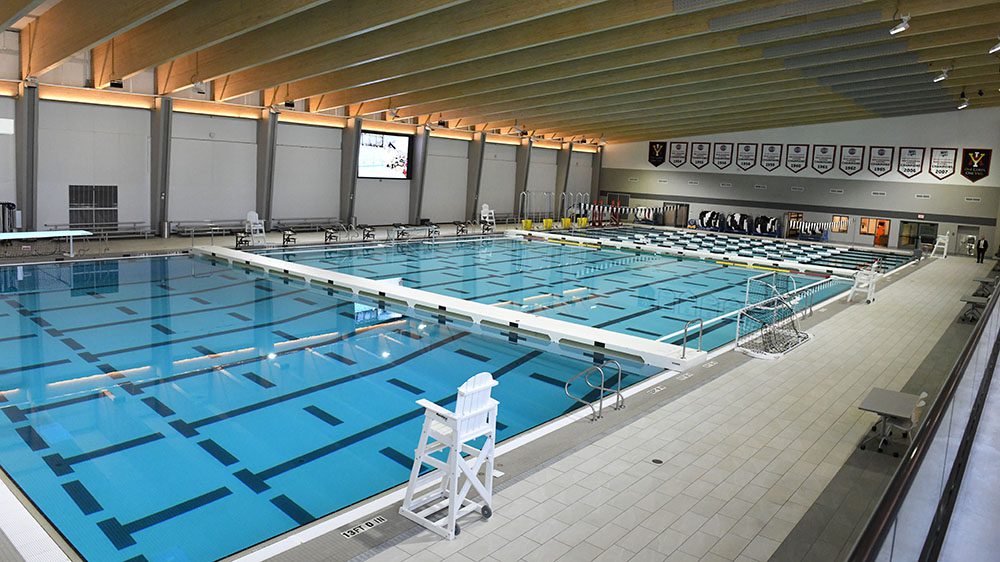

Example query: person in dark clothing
[976,236,989,263]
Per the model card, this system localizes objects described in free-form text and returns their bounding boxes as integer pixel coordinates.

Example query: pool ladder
[564,360,624,422]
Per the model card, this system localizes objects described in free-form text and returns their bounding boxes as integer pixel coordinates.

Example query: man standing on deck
[976,236,989,263]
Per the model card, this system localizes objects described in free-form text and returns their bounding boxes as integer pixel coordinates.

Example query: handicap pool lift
[400,372,499,540]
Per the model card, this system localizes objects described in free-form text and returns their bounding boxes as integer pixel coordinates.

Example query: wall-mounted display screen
[358,132,410,179]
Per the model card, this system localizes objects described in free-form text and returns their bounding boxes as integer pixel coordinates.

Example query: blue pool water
[262,237,853,351]
[0,255,658,561]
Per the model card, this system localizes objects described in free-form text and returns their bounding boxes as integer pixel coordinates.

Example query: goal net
[735,272,811,358]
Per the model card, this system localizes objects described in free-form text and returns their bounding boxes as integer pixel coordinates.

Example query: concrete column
[465,132,486,221]
[590,146,604,202]
[408,126,430,223]
[150,97,172,236]
[554,142,574,217]
[513,138,532,215]
[340,117,362,224]
[255,108,278,227]
[14,83,38,230]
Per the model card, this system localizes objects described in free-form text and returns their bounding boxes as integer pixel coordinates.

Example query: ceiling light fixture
[958,97,970,110]
[990,35,1000,55]
[933,69,949,82]
[889,14,910,35]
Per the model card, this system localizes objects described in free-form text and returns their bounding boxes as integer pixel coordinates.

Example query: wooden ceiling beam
[19,0,185,78]
[313,0,997,113]
[536,81,995,136]
[608,99,1000,142]
[575,94,1000,140]
[507,51,1000,130]
[438,31,1000,125]
[91,0,329,89]
[278,0,834,107]
[0,0,43,31]
[211,0,602,101]
[157,0,463,94]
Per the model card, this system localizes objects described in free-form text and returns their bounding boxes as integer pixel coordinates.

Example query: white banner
[812,145,835,174]
[785,144,808,173]
[736,143,757,170]
[690,142,710,169]
[929,147,957,180]
[897,147,925,178]
[760,144,782,171]
[668,141,688,167]
[712,143,734,170]
[868,146,894,177]
[839,145,864,176]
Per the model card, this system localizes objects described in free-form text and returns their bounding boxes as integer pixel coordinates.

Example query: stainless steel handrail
[564,365,606,421]
[681,318,704,359]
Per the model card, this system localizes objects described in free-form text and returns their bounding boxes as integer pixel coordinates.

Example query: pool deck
[0,229,981,562]
[278,255,987,562]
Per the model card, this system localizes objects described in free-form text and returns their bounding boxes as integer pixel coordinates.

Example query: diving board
[192,245,707,371]
[0,230,92,257]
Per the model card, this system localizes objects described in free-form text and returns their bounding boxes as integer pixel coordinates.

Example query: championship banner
[929,148,957,180]
[736,143,757,170]
[648,141,666,167]
[760,143,782,171]
[961,148,992,183]
[785,144,808,173]
[668,141,688,167]
[897,147,925,178]
[690,142,710,169]
[839,145,864,176]
[868,146,894,177]
[812,145,835,174]
[712,142,734,170]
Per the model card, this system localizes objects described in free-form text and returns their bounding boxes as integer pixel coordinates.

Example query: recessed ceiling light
[933,69,948,82]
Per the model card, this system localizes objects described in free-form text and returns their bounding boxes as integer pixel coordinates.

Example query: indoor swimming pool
[568,226,915,271]
[262,237,854,351]
[0,255,658,561]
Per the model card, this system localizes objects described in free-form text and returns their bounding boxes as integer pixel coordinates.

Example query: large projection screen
[358,132,411,179]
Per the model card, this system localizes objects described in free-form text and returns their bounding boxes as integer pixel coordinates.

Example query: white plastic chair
[399,372,498,539]
[246,211,266,246]
[480,204,496,234]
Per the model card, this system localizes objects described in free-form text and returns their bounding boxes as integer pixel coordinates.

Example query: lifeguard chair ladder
[399,372,498,540]
[930,232,950,258]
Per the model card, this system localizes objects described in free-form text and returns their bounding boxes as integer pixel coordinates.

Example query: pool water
[570,226,914,271]
[0,255,657,561]
[262,238,853,351]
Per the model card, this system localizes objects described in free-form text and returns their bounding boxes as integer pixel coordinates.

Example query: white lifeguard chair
[930,232,950,258]
[246,211,266,246]
[848,260,880,304]
[480,204,496,234]
[399,372,498,540]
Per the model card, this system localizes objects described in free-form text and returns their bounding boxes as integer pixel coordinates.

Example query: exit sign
[917,214,924,219]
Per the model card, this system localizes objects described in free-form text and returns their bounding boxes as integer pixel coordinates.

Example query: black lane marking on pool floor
[116,306,138,315]
[0,358,72,376]
[95,302,345,358]
[28,278,260,314]
[60,288,308,334]
[387,378,424,394]
[15,425,49,451]
[176,331,470,436]
[455,348,490,362]
[141,397,175,417]
[271,494,316,525]
[198,439,239,466]
[97,487,233,550]
[151,324,175,335]
[231,348,540,493]
[304,405,343,427]
[63,480,103,515]
[380,447,417,470]
[3,391,106,422]
[43,433,166,476]
[242,372,276,389]
[529,372,565,387]
[324,351,356,365]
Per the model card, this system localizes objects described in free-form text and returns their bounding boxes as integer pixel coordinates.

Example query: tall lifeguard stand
[399,372,498,540]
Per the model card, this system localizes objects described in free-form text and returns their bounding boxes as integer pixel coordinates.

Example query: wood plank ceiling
[8,0,1000,142]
